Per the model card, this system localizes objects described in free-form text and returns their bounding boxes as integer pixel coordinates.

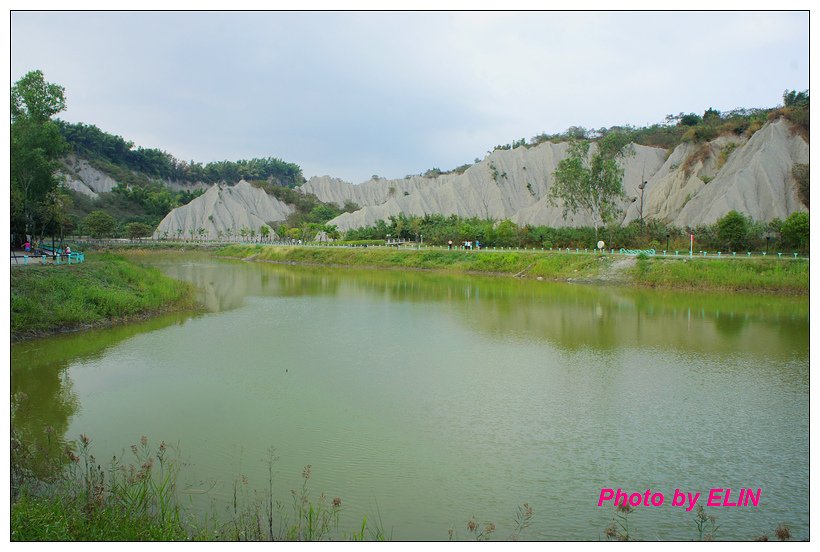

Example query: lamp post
[666,233,670,253]
[387,233,391,247]
[766,235,770,254]
[638,181,647,227]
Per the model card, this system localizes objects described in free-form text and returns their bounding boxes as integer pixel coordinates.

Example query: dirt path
[597,256,636,283]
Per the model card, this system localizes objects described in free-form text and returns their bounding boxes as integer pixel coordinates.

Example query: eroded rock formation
[153,180,291,239]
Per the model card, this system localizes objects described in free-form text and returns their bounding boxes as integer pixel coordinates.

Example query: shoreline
[10,253,198,342]
[216,244,809,295]
[10,245,808,342]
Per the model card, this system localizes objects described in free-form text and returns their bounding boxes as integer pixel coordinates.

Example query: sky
[9,9,810,184]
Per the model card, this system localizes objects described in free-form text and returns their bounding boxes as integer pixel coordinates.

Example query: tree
[324,224,340,240]
[83,210,117,239]
[286,227,302,241]
[11,70,66,122]
[780,211,809,252]
[678,113,702,127]
[494,219,518,247]
[11,70,68,242]
[125,222,154,241]
[783,89,809,108]
[703,107,721,123]
[39,188,74,243]
[260,225,271,241]
[717,210,749,251]
[548,135,630,241]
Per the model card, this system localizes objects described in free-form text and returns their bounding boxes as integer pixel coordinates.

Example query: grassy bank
[11,253,197,340]
[217,244,808,294]
[218,244,610,279]
[631,255,809,293]
[11,435,394,541]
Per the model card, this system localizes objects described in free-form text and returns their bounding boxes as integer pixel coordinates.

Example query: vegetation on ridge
[493,89,809,153]
[57,120,304,187]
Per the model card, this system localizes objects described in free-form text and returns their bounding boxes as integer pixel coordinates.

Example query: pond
[11,255,809,541]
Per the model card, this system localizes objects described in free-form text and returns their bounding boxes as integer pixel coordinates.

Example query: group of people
[21,240,71,258]
[446,240,481,250]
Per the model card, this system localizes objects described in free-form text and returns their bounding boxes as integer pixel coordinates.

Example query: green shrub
[780,211,809,252]
[792,164,809,207]
[717,210,750,252]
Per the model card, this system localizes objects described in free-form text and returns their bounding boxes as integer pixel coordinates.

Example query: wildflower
[332,497,342,508]
[131,444,138,455]
[467,519,477,532]
[302,465,312,480]
[159,441,166,453]
[775,524,791,541]
[604,524,618,540]
[484,522,496,535]
[80,434,90,446]
[140,435,148,447]
[44,426,54,435]
[616,503,634,514]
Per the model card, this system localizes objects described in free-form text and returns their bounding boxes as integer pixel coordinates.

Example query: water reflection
[10,256,808,540]
[156,258,808,360]
[11,312,195,480]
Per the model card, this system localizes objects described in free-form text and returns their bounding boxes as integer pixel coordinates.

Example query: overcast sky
[10,10,809,184]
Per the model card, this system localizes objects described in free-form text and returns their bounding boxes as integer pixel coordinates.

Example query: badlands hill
[74,117,804,240]
[304,118,807,233]
[154,180,291,239]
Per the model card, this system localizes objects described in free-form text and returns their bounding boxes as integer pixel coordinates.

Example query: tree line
[11,70,71,246]
[10,69,308,247]
[343,211,809,254]
[57,120,305,187]
[497,89,808,153]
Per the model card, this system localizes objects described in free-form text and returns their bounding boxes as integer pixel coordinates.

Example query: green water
[11,256,809,541]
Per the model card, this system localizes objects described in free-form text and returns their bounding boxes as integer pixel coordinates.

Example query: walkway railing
[12,248,85,265]
[67,236,808,260]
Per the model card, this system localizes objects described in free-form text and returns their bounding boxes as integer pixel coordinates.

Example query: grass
[217,244,808,294]
[630,256,808,293]
[11,253,197,339]
[217,244,611,280]
[11,434,188,541]
[10,434,393,542]
[10,429,801,541]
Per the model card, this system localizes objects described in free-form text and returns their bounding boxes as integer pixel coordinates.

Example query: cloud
[11,11,809,184]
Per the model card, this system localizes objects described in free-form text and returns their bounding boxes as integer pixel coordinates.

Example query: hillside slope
[72,117,807,239]
[153,180,292,239]
[305,118,806,232]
